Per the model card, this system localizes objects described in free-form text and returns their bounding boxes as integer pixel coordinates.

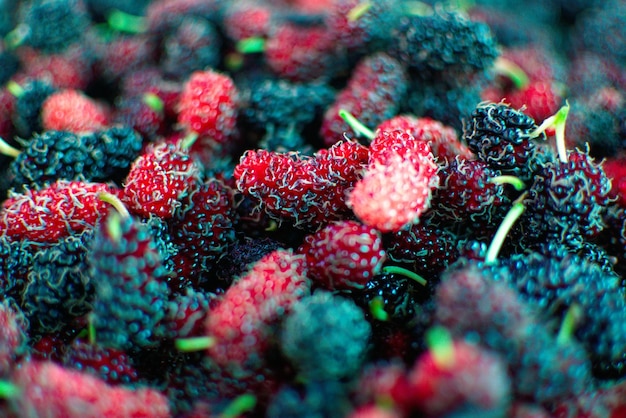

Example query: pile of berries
[1,0,626,417]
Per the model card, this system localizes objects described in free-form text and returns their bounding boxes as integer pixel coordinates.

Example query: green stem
[88,314,96,345]
[489,175,525,191]
[264,220,279,232]
[107,10,147,34]
[98,192,131,219]
[225,52,245,72]
[557,304,582,345]
[529,103,570,164]
[179,132,199,151]
[485,200,525,264]
[4,23,29,49]
[175,336,216,352]
[492,57,530,90]
[142,93,164,113]
[447,0,475,12]
[381,266,427,286]
[219,394,257,418]
[369,297,389,321]
[553,102,570,164]
[347,1,372,22]
[425,326,455,370]
[105,211,123,243]
[0,380,20,399]
[0,137,21,158]
[338,109,375,141]
[236,37,266,54]
[6,80,24,98]
[402,1,434,16]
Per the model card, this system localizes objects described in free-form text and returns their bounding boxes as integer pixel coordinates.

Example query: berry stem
[107,9,147,34]
[4,23,29,50]
[347,1,372,22]
[492,57,530,90]
[236,37,267,54]
[381,266,427,286]
[6,80,24,98]
[219,394,257,418]
[402,1,434,16]
[530,103,570,163]
[175,336,216,352]
[425,326,455,370]
[142,93,164,113]
[264,220,279,232]
[98,192,131,219]
[179,132,199,151]
[88,313,96,345]
[105,211,124,242]
[0,380,20,399]
[448,0,476,12]
[338,109,375,141]
[485,197,526,264]
[553,102,570,164]
[0,136,21,158]
[489,175,525,191]
[225,52,245,71]
[557,304,582,345]
[369,297,389,321]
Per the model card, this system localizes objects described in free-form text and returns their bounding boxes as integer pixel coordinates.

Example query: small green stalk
[4,23,29,50]
[447,0,475,12]
[530,103,571,163]
[264,220,279,232]
[179,132,199,151]
[98,192,131,220]
[381,265,427,287]
[175,336,216,352]
[236,37,266,54]
[0,380,20,399]
[0,137,21,158]
[425,326,455,370]
[225,52,245,72]
[553,103,570,164]
[105,211,124,242]
[107,10,147,34]
[6,80,24,98]
[338,109,375,141]
[369,297,389,321]
[492,57,530,90]
[219,394,257,418]
[557,304,582,345]
[485,198,526,265]
[403,1,434,16]
[347,1,372,22]
[489,175,526,191]
[142,93,164,113]
[88,314,96,345]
